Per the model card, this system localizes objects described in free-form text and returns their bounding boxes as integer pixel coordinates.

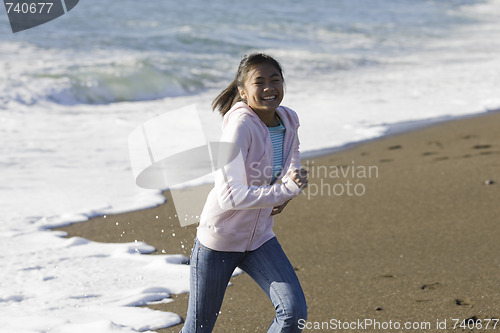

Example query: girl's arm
[270,132,308,215]
[215,116,303,211]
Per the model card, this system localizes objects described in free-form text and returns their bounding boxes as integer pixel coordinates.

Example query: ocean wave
[1,49,383,107]
[3,56,219,106]
[54,57,215,105]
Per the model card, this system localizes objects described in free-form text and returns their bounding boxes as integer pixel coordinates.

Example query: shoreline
[301,109,500,160]
[54,110,500,332]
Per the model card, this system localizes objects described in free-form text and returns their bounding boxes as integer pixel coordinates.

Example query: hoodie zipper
[246,209,261,251]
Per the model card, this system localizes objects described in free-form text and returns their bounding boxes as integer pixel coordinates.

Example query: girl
[181,53,308,333]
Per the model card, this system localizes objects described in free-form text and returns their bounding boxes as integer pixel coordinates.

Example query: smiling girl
[181,53,308,333]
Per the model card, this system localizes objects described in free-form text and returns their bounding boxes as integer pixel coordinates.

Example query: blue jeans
[180,237,307,333]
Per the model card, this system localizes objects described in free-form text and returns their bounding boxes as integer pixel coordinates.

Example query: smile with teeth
[262,95,277,101]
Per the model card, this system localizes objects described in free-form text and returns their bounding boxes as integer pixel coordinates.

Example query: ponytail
[211,78,242,116]
[212,53,285,117]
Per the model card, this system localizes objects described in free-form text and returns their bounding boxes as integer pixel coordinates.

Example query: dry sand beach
[56,111,500,332]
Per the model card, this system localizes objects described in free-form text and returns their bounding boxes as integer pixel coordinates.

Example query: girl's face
[239,63,284,114]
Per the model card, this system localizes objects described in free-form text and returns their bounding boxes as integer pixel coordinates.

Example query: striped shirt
[267,117,286,184]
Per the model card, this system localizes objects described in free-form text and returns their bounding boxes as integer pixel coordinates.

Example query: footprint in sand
[473,144,492,150]
[421,282,441,290]
[380,274,396,278]
[455,298,473,307]
[471,144,499,156]
[427,140,443,149]
[415,299,432,303]
[378,145,402,163]
[433,156,449,162]
[461,134,477,140]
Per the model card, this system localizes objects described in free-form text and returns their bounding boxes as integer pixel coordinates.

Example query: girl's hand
[291,168,308,190]
[271,199,291,216]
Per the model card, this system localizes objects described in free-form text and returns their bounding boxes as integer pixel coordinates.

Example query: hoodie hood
[222,102,261,129]
[223,102,298,132]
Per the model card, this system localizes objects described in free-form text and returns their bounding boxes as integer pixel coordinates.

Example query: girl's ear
[238,87,247,100]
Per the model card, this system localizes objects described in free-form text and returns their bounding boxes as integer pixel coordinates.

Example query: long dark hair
[212,53,285,116]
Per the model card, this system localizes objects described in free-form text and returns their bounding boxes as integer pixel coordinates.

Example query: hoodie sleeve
[215,114,302,211]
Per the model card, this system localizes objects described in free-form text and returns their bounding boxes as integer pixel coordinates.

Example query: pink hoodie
[197,102,303,252]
